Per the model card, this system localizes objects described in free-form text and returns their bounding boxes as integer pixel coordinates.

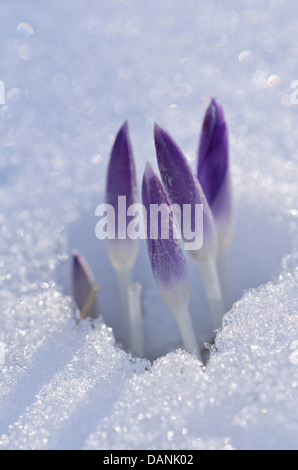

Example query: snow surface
[0,0,298,450]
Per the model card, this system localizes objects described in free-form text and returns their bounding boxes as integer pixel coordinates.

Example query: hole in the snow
[55,197,295,363]
[56,212,216,363]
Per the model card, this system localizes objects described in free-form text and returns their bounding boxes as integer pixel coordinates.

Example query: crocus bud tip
[72,250,79,265]
[144,161,154,180]
[153,122,169,144]
[153,121,160,134]
[121,119,129,132]
[115,120,129,144]
[208,98,225,123]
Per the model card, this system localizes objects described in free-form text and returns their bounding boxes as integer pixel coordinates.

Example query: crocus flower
[105,120,138,271]
[142,162,201,360]
[72,250,100,319]
[154,123,225,330]
[197,98,234,309]
[105,121,140,351]
[197,98,234,247]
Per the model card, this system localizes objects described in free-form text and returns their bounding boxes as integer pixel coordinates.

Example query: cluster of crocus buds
[71,98,234,362]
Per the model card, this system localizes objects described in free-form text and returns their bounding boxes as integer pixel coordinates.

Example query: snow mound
[0,267,297,450]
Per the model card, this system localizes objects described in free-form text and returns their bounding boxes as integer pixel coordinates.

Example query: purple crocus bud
[104,121,139,350]
[142,162,190,310]
[154,123,217,263]
[142,162,200,359]
[105,121,138,271]
[72,251,100,319]
[197,98,234,247]
[106,121,137,212]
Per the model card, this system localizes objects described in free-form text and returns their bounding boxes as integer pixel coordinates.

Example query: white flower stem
[127,282,144,358]
[197,257,225,331]
[171,304,202,363]
[217,244,232,312]
[116,267,132,350]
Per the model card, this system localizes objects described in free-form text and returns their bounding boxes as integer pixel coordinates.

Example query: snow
[0,0,298,450]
